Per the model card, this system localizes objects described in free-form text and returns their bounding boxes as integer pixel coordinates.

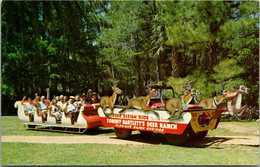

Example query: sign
[98,108,191,135]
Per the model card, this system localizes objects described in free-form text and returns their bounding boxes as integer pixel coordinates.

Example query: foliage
[1,1,259,115]
[212,59,245,82]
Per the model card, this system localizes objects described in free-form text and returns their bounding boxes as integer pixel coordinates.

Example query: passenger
[55,96,60,102]
[57,95,64,110]
[87,89,100,104]
[49,99,62,121]
[63,96,68,103]
[75,95,81,105]
[63,96,80,123]
[21,96,35,120]
[80,93,88,106]
[39,96,48,120]
[33,94,41,114]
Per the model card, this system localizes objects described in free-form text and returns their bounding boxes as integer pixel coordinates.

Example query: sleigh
[97,103,224,145]
[14,101,103,133]
[97,82,225,145]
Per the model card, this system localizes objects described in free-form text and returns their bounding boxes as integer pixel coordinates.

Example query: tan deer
[100,80,122,117]
[217,85,250,117]
[119,89,159,117]
[199,82,227,109]
[165,79,199,120]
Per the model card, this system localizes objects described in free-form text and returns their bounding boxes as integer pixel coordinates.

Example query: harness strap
[143,98,148,108]
[227,100,233,115]
[213,96,218,106]
[181,97,186,110]
[109,96,114,109]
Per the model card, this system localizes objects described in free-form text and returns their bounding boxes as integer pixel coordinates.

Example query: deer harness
[213,95,225,106]
[109,96,114,109]
[227,100,233,115]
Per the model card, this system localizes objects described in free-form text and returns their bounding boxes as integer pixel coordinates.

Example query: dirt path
[2,135,259,146]
[1,135,145,145]
[218,123,259,135]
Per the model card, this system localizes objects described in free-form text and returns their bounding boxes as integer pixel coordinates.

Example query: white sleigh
[34,108,45,123]
[14,101,32,122]
[46,110,59,124]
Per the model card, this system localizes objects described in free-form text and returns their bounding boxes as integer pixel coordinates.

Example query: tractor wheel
[188,126,208,141]
[114,128,132,139]
[164,129,188,145]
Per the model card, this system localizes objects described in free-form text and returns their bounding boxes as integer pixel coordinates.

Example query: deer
[199,82,228,109]
[119,88,159,117]
[165,79,199,120]
[217,85,250,118]
[100,80,122,117]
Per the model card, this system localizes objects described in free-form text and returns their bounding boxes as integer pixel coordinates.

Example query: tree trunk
[207,42,218,73]
[170,47,181,78]
[193,50,196,69]
[156,56,160,83]
[146,58,149,86]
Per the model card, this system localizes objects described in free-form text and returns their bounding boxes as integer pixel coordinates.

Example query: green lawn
[1,116,259,166]
[1,142,259,166]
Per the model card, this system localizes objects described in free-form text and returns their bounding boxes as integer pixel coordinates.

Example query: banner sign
[98,108,191,135]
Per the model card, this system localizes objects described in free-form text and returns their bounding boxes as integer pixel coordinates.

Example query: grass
[1,115,259,165]
[1,142,259,166]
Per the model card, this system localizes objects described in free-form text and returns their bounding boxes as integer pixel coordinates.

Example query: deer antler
[220,81,227,90]
[182,79,197,91]
[112,80,120,90]
[146,80,157,90]
[188,79,197,88]
[218,81,227,94]
[233,84,241,90]
[113,80,120,87]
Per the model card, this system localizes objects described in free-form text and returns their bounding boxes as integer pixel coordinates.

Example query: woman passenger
[49,99,62,121]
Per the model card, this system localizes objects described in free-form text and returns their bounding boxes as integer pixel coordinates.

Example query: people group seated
[19,88,100,124]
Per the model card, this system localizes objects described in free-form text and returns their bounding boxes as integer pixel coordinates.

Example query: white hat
[41,96,45,99]
[70,96,75,99]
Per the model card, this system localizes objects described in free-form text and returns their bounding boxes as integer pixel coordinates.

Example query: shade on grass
[1,142,259,166]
